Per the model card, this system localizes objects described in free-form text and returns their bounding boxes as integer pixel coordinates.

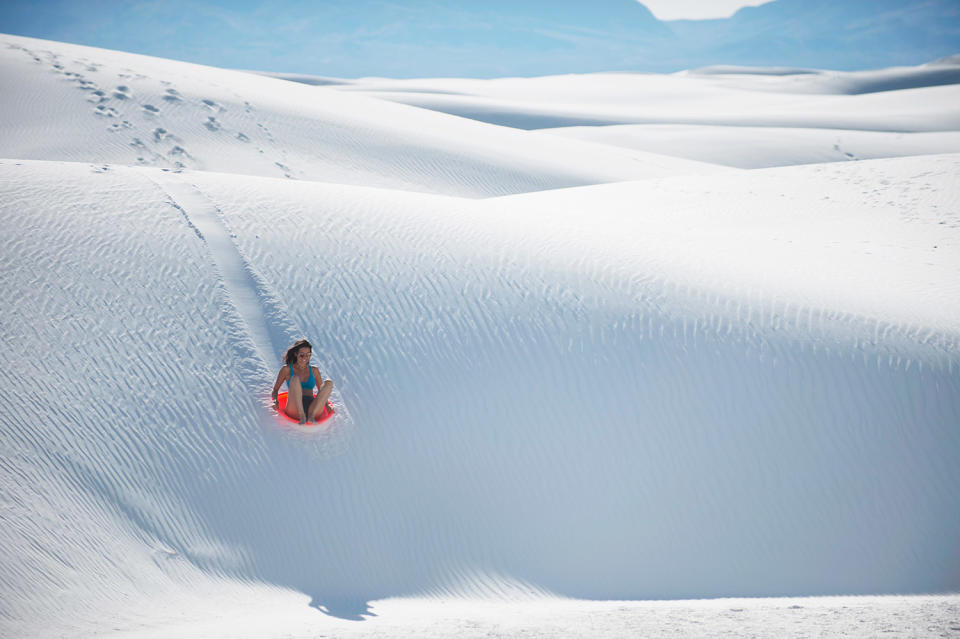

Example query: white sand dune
[1,33,959,639]
[0,34,724,198]
[684,60,960,95]
[326,64,960,168]
[2,153,958,636]
[328,68,960,132]
[540,124,960,169]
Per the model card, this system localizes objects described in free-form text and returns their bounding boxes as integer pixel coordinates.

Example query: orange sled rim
[276,391,335,424]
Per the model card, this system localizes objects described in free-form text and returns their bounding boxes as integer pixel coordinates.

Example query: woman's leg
[308,379,334,422]
[285,376,306,423]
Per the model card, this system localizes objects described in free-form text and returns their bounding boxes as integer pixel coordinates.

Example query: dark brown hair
[283,339,312,366]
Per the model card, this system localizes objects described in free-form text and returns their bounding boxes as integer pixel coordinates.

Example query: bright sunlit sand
[1,24,958,638]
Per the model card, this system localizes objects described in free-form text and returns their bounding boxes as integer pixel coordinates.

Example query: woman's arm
[271,367,290,407]
[312,366,322,392]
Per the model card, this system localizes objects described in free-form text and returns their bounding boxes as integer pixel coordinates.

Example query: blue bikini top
[288,364,316,391]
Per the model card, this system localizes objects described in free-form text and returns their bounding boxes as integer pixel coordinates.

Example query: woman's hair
[283,339,312,366]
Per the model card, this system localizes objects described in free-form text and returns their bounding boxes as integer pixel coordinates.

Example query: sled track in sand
[144,170,352,442]
[146,172,285,367]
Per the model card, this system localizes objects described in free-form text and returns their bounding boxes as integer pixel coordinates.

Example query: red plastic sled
[276,391,335,424]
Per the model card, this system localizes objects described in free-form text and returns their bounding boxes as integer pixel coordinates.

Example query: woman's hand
[271,368,289,412]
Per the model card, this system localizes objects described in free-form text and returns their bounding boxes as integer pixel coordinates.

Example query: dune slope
[0,34,723,198]
[1,154,958,634]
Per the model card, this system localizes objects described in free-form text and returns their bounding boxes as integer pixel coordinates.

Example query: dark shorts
[299,392,315,415]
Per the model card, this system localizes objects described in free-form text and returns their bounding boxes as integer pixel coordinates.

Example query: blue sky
[1,1,957,77]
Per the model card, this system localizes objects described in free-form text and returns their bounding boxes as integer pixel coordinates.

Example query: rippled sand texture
[1,154,958,634]
[1,32,959,638]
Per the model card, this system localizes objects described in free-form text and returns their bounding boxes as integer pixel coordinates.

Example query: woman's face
[296,348,311,365]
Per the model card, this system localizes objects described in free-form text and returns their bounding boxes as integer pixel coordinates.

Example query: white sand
[1,33,958,638]
[329,64,960,167]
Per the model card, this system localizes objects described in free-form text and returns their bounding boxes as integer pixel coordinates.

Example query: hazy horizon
[1,0,958,78]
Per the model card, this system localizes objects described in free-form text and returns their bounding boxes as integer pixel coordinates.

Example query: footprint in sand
[66,73,112,109]
[256,122,275,142]
[153,127,174,142]
[113,85,132,100]
[274,161,294,178]
[163,88,183,102]
[72,58,99,72]
[9,44,44,65]
[107,120,133,133]
[129,138,167,165]
[204,116,221,132]
[65,70,98,91]
[94,105,119,118]
[142,104,160,114]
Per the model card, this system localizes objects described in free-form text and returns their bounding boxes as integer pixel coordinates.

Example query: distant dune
[0,34,723,198]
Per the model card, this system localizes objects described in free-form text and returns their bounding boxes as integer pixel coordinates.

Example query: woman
[271,339,334,424]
